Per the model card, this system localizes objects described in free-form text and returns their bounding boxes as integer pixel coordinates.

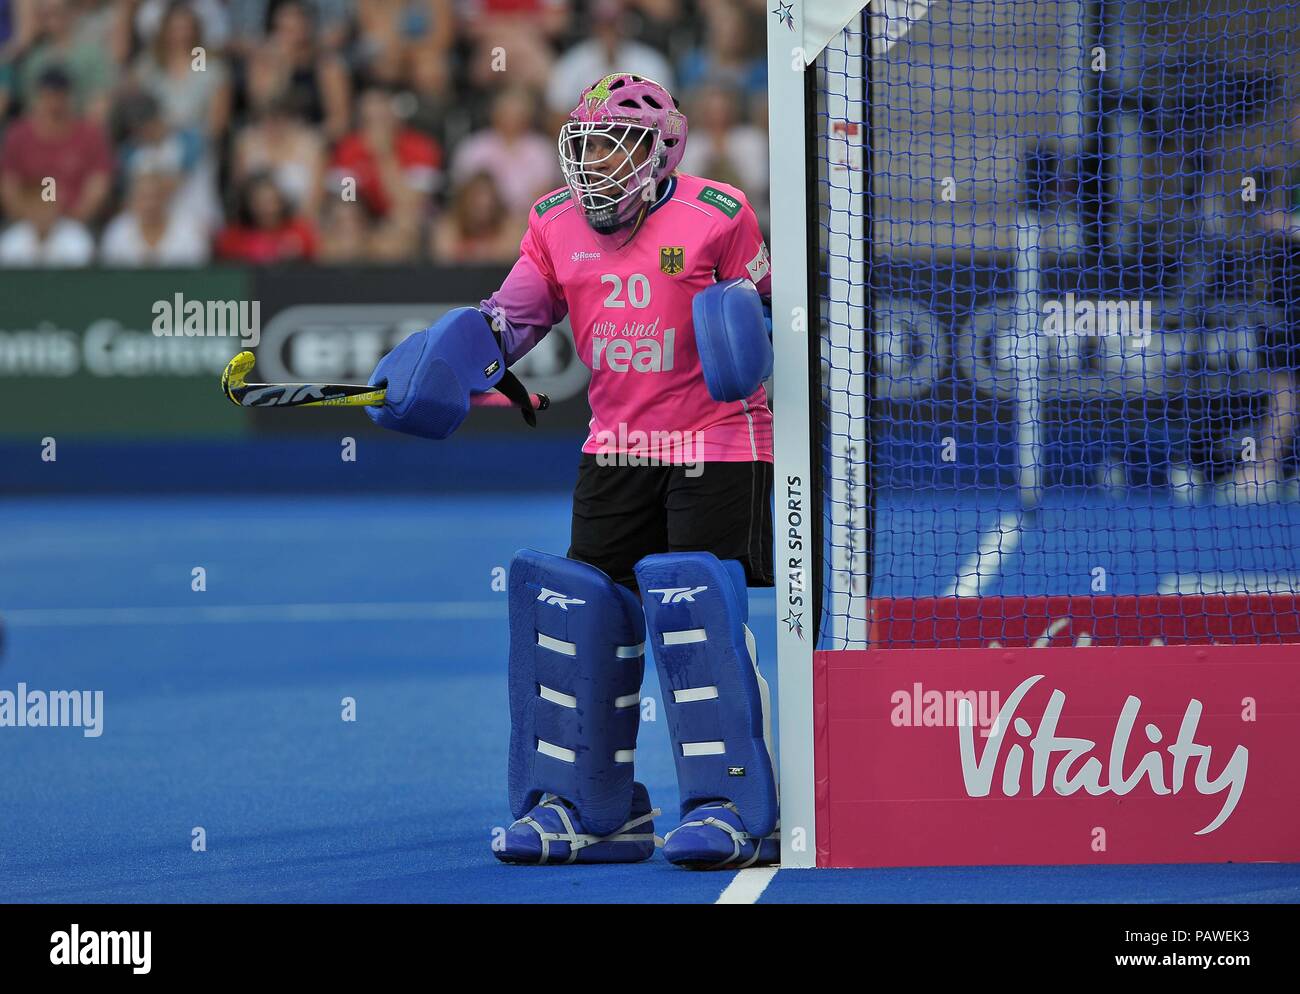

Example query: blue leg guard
[499,550,659,865]
[634,552,779,869]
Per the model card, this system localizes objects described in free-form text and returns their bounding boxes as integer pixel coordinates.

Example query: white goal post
[766,0,878,870]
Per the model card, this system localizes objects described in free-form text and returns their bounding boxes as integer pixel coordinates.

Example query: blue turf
[0,494,1296,903]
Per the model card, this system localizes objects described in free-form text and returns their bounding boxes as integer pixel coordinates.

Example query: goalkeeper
[367,73,777,869]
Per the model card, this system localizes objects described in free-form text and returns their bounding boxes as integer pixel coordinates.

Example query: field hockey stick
[220,351,550,412]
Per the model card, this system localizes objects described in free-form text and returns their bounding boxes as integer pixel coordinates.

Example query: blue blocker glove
[366,307,537,440]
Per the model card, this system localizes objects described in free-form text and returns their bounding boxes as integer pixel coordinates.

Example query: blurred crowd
[0,0,770,268]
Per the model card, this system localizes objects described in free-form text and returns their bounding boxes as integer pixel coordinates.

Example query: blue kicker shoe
[662,801,780,870]
[495,782,661,865]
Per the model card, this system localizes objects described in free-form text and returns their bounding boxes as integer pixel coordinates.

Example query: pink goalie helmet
[558,72,688,234]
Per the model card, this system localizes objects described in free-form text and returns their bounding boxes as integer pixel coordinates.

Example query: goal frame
[767,0,878,869]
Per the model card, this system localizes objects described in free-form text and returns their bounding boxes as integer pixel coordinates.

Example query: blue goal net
[809,1,1300,649]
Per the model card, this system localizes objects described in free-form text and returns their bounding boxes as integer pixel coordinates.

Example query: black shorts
[567,454,774,590]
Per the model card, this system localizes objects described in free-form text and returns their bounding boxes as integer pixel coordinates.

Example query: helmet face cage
[558,120,660,231]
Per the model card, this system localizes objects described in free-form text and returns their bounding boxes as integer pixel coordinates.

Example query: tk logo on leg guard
[659,246,685,276]
[537,588,586,610]
[648,586,708,604]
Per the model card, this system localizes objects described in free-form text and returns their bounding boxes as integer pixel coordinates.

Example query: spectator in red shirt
[215,171,318,263]
[328,84,442,218]
[0,65,112,230]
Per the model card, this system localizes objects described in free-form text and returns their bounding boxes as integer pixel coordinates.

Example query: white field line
[4,598,777,628]
[1157,572,1300,595]
[716,866,779,905]
[944,512,1022,598]
[3,602,501,626]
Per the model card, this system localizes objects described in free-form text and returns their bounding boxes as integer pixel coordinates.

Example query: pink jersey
[481,172,773,463]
